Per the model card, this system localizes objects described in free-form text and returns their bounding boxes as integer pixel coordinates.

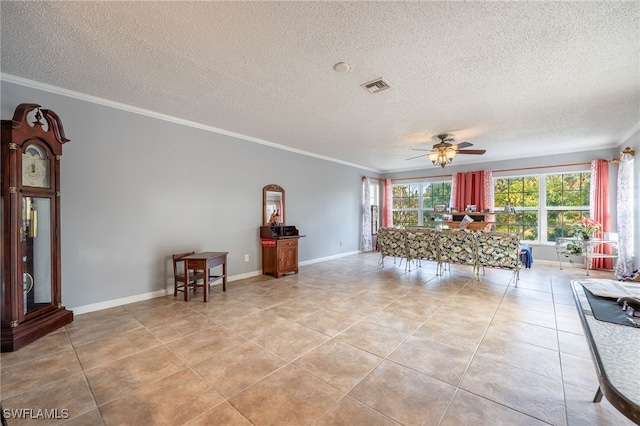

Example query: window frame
[391,180,452,228]
[493,175,541,241]
[492,169,591,244]
[543,171,591,242]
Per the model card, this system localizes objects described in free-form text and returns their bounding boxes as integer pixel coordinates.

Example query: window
[369,182,379,235]
[545,172,590,241]
[389,171,589,241]
[392,181,451,227]
[369,182,379,207]
[493,176,539,241]
[392,183,419,227]
[493,171,590,243]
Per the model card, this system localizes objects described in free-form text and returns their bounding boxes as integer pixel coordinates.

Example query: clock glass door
[22,144,50,188]
[22,196,52,315]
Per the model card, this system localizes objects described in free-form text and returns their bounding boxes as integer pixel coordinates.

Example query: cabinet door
[278,240,298,271]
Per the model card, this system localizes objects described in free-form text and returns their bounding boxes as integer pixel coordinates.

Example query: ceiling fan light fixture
[407,133,484,168]
[445,148,456,160]
[429,147,456,167]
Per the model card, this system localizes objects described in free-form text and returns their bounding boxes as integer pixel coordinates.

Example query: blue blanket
[520,244,533,268]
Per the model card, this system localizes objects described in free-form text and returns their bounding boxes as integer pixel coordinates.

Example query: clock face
[22,144,50,188]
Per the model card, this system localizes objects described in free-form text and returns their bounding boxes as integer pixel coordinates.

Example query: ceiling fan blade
[411,148,432,152]
[457,149,486,155]
[455,142,473,149]
[406,153,430,160]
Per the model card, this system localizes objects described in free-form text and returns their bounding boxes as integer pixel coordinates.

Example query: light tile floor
[1,252,635,425]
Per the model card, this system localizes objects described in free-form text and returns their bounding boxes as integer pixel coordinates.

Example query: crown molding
[1,73,379,173]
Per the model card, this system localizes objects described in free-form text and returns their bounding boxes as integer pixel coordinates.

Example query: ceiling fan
[407,133,486,168]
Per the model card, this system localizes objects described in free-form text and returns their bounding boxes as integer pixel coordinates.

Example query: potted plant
[562,241,584,264]
[571,218,602,240]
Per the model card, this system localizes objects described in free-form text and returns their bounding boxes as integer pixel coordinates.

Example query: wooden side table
[182,252,228,302]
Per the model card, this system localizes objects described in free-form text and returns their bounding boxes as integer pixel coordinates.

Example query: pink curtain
[450,170,493,211]
[590,159,613,269]
[382,178,392,227]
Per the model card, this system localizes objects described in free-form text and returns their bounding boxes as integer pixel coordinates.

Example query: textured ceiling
[1,1,639,172]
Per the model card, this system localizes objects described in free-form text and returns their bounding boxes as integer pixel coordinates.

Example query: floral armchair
[406,228,440,271]
[377,227,407,267]
[475,230,521,283]
[437,229,477,267]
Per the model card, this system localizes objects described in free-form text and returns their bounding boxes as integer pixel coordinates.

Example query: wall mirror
[263,184,285,226]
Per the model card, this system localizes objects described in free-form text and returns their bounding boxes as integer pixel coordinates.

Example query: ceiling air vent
[361,78,391,93]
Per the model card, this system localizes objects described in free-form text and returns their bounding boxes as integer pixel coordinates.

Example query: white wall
[1,80,375,311]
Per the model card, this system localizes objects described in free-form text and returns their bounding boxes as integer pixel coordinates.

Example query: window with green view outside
[493,171,590,242]
[389,171,590,241]
[494,176,539,241]
[545,172,590,241]
[392,181,451,228]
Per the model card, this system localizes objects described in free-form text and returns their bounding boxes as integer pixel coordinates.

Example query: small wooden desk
[183,252,228,302]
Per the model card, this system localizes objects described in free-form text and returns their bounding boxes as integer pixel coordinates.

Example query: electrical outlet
[244,254,249,262]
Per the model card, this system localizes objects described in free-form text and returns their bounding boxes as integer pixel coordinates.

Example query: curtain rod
[611,146,635,163]
[389,161,591,181]
[495,161,591,173]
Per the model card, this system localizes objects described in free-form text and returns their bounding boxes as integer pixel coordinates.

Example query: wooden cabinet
[260,226,301,278]
[262,238,299,278]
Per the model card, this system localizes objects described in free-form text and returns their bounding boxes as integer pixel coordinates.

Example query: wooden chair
[172,252,205,297]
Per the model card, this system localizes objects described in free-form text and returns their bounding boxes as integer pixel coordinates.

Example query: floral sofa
[377,227,521,284]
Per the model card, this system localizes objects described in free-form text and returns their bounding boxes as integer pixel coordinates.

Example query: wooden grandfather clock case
[1,104,73,352]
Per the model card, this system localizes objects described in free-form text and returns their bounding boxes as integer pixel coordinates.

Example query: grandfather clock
[1,104,73,352]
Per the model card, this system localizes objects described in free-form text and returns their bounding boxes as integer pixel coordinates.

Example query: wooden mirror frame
[263,184,285,226]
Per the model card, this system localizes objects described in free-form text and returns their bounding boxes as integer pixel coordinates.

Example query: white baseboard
[299,250,360,266]
[70,289,170,315]
[69,270,263,315]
